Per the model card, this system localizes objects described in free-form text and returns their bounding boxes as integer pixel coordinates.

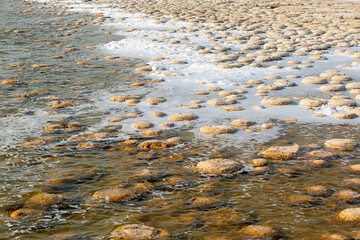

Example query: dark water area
[0,0,360,239]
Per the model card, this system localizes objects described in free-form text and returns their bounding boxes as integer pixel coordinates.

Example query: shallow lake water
[1,0,360,239]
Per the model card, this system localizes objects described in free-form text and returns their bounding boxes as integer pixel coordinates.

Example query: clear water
[1,0,360,239]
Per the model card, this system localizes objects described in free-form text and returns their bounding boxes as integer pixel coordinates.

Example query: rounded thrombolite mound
[320,84,346,92]
[308,159,328,167]
[131,121,154,130]
[260,144,300,159]
[200,125,236,135]
[24,192,67,209]
[159,122,175,128]
[334,190,360,203]
[287,195,317,206]
[205,207,251,230]
[328,96,357,108]
[207,98,237,106]
[324,139,358,151]
[192,196,224,209]
[320,233,351,240]
[10,208,45,220]
[168,113,198,121]
[332,112,357,120]
[351,90,360,96]
[207,87,223,92]
[275,79,296,87]
[338,208,360,222]
[92,187,138,203]
[239,225,279,239]
[138,140,173,150]
[301,76,327,85]
[111,224,171,240]
[251,158,268,166]
[261,97,293,106]
[218,90,240,97]
[230,119,256,127]
[44,166,102,188]
[304,185,331,197]
[146,97,167,105]
[257,84,284,91]
[299,98,327,108]
[344,178,360,188]
[151,112,166,118]
[49,233,90,240]
[134,169,166,182]
[307,150,338,159]
[110,95,141,102]
[193,159,242,175]
[141,129,164,137]
[250,166,271,175]
[349,164,360,172]
[219,106,244,111]
[346,82,360,90]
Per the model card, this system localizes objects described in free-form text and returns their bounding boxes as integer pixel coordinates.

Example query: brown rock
[192,196,224,209]
[305,185,331,197]
[287,195,317,206]
[307,150,338,159]
[138,140,173,150]
[131,121,154,130]
[193,159,242,175]
[335,190,360,203]
[339,208,360,222]
[321,233,350,240]
[324,139,358,151]
[230,119,256,127]
[261,144,300,159]
[168,113,198,121]
[92,188,138,203]
[199,125,236,135]
[261,97,293,106]
[10,208,45,220]
[240,225,278,238]
[25,192,66,208]
[111,224,170,240]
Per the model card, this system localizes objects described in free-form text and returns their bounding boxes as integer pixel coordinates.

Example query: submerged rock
[321,233,350,240]
[205,207,251,230]
[339,208,360,222]
[50,232,90,240]
[111,224,171,240]
[193,159,242,175]
[199,125,236,135]
[307,150,338,159]
[24,192,67,209]
[335,190,360,203]
[261,97,293,106]
[138,140,173,150]
[261,144,300,159]
[92,188,138,203]
[10,208,45,220]
[240,225,279,239]
[287,195,317,206]
[131,121,154,130]
[168,113,198,121]
[324,139,358,151]
[230,119,256,127]
[192,196,224,209]
[44,166,103,192]
[305,185,332,197]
